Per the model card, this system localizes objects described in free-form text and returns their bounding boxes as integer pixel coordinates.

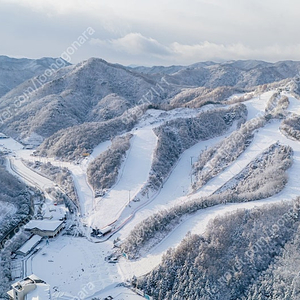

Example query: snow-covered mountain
[2,56,300,299]
[161,60,300,88]
[1,56,300,147]
[0,56,70,98]
[0,57,178,142]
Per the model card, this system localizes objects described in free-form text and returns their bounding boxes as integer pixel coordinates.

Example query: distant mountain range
[0,56,70,98]
[1,56,300,147]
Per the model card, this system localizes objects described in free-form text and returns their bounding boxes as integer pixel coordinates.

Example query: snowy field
[3,89,300,297]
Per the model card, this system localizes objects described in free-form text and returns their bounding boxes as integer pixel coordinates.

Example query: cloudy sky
[1,0,300,66]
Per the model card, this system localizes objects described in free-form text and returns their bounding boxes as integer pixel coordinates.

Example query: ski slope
[3,89,300,298]
[88,125,158,228]
[118,92,300,278]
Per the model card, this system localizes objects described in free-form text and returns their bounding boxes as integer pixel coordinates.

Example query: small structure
[7,274,50,300]
[24,220,65,238]
[98,225,112,236]
[0,133,8,139]
[91,225,113,238]
[43,205,66,221]
[23,144,34,150]
[95,190,106,198]
[16,235,42,256]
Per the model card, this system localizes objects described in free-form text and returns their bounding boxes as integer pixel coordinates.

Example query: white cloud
[91,33,300,65]
[170,42,300,63]
[91,33,171,57]
[2,0,300,65]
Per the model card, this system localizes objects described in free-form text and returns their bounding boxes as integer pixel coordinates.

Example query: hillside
[0,57,177,143]
[2,57,300,299]
[0,56,69,98]
[1,58,300,148]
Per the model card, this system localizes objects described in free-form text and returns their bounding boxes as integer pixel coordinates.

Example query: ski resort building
[7,274,50,300]
[16,235,42,256]
[24,220,65,238]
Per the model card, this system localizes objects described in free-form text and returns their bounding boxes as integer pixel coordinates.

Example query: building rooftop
[26,283,50,300]
[17,235,42,255]
[24,220,64,232]
[7,274,50,300]
[43,205,66,220]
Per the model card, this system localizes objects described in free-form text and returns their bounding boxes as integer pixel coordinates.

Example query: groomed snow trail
[4,91,300,298]
[118,92,300,279]
[88,125,158,228]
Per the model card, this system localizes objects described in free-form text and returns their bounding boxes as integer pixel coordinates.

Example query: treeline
[169,86,247,109]
[245,220,300,299]
[215,142,293,200]
[0,163,33,243]
[24,160,79,207]
[121,143,293,259]
[280,114,300,141]
[87,134,132,191]
[136,198,300,300]
[265,93,289,119]
[192,116,265,191]
[147,104,247,189]
[36,105,147,160]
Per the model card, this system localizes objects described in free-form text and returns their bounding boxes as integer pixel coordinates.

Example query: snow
[6,157,55,190]
[42,204,66,221]
[88,125,158,228]
[70,165,94,217]
[24,220,64,232]
[4,89,300,297]
[283,92,300,114]
[117,92,300,278]
[17,235,42,255]
[80,140,112,169]
[243,90,275,119]
[27,282,51,300]
[30,236,120,297]
[0,137,23,152]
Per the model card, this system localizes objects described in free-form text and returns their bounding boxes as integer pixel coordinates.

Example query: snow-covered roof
[43,205,66,220]
[26,282,50,300]
[24,220,64,232]
[17,235,42,255]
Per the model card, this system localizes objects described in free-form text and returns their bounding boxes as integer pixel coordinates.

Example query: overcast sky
[1,0,300,66]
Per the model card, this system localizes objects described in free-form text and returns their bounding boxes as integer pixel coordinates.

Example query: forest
[135,198,300,300]
[87,134,132,191]
[121,143,293,259]
[147,104,247,189]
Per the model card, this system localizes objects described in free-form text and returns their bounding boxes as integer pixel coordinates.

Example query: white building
[43,204,66,221]
[16,235,42,256]
[7,274,50,300]
[24,220,65,238]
